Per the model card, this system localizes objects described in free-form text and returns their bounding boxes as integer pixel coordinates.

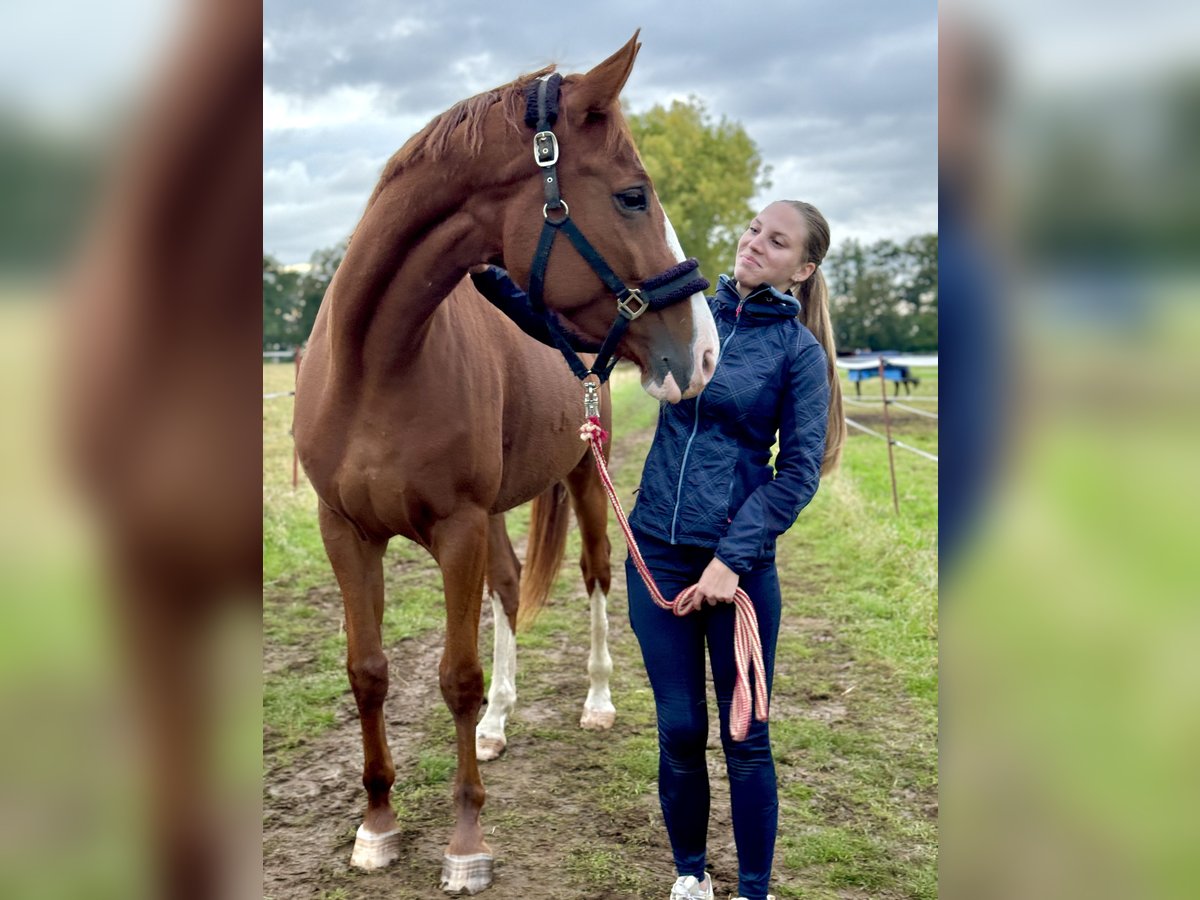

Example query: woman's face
[732,202,816,293]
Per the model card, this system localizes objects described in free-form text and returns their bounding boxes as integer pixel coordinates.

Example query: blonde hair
[783,201,845,474]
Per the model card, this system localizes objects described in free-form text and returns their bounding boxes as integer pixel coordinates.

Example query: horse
[61,3,262,898]
[291,33,719,894]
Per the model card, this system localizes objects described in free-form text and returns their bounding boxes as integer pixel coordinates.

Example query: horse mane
[351,64,638,245]
[363,65,557,211]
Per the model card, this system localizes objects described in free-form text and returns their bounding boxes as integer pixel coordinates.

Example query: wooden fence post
[879,358,900,514]
[292,346,303,490]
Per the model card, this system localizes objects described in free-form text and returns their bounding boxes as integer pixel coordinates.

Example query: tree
[825,239,895,352]
[294,241,345,344]
[824,235,938,353]
[894,233,938,352]
[262,254,301,350]
[0,110,102,275]
[262,241,345,350]
[628,98,771,285]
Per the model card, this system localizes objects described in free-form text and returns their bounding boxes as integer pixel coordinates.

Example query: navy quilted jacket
[627,275,830,574]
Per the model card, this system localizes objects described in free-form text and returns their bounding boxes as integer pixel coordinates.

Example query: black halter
[521,74,709,384]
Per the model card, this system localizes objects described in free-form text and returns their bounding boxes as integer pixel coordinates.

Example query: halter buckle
[616,288,649,320]
[533,131,559,167]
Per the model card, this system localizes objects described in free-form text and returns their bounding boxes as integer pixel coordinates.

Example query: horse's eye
[613,187,648,215]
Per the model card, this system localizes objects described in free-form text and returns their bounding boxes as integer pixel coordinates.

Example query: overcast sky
[263,1,938,265]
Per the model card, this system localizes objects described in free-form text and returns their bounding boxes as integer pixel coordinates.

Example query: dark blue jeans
[626,530,781,900]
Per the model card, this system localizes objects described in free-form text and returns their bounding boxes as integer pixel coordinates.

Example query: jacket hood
[715,274,801,321]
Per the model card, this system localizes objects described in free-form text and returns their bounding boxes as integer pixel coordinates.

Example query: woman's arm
[469,266,601,352]
[714,335,831,575]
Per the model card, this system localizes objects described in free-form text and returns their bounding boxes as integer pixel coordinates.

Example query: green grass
[263,669,346,754]
[758,369,937,897]
[263,361,330,589]
[600,365,938,897]
[263,358,938,898]
[263,362,459,755]
[565,847,644,893]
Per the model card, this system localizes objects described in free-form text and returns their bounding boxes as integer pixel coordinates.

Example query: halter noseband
[522,73,709,384]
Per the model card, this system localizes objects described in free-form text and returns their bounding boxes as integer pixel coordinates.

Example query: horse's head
[480,34,718,403]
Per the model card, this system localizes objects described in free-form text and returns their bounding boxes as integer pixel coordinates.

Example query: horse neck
[324,163,493,373]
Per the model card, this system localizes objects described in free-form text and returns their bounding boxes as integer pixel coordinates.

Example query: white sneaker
[670,874,714,900]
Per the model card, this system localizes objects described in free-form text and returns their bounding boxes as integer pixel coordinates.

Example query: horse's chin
[642,371,683,405]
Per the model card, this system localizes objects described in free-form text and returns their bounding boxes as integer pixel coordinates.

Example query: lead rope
[578,413,769,742]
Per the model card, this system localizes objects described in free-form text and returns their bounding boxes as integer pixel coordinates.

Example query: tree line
[264,98,936,354]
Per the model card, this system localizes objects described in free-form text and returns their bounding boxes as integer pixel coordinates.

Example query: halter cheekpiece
[518,74,709,383]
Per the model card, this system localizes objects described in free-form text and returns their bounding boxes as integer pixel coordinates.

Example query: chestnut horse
[292,34,718,893]
[62,4,260,898]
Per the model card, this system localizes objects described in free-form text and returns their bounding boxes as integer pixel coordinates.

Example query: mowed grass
[263,359,330,591]
[263,358,938,898]
[263,361,448,761]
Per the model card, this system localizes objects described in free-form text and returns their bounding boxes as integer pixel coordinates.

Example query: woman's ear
[569,30,641,121]
[791,261,817,285]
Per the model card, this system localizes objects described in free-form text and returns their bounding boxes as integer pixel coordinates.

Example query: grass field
[262,358,938,899]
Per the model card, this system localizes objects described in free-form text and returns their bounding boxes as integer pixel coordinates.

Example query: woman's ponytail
[795,267,845,473]
[785,200,845,474]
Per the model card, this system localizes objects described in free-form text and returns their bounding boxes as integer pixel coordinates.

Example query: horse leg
[566,447,616,731]
[476,514,520,761]
[431,508,494,894]
[318,504,398,870]
[115,569,221,899]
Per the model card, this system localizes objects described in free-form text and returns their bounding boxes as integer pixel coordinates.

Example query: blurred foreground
[942,3,1200,898]
[1,2,262,898]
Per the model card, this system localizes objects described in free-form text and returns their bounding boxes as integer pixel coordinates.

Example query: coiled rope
[579,416,768,741]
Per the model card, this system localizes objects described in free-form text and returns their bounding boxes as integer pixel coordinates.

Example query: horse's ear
[571,30,641,117]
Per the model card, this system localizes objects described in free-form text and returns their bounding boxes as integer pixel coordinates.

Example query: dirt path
[263,580,885,899]
[264,567,678,899]
[263,412,936,899]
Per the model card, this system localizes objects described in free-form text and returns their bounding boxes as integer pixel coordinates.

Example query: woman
[625,200,844,900]
[471,199,844,900]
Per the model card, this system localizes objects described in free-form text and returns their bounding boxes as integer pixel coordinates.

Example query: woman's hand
[468,264,490,275]
[677,557,740,615]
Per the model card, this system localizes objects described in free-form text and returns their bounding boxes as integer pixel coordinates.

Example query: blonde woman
[625,200,844,900]
[471,200,845,900]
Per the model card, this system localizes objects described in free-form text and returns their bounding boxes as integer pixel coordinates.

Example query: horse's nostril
[701,347,716,381]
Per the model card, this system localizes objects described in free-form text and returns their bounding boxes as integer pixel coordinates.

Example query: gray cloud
[264,0,936,262]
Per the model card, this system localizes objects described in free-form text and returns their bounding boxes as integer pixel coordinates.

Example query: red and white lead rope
[580,416,768,741]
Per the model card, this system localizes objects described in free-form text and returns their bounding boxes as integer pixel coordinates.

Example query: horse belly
[298,387,501,541]
[369,416,503,537]
[489,398,587,514]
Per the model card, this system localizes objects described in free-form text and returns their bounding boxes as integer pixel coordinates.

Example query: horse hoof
[476,734,506,761]
[349,824,402,870]
[441,852,493,894]
[580,707,616,730]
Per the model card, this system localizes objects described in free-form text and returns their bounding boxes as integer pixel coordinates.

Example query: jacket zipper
[669,296,747,543]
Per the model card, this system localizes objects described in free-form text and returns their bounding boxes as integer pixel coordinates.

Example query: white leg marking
[476,592,515,760]
[580,585,616,730]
